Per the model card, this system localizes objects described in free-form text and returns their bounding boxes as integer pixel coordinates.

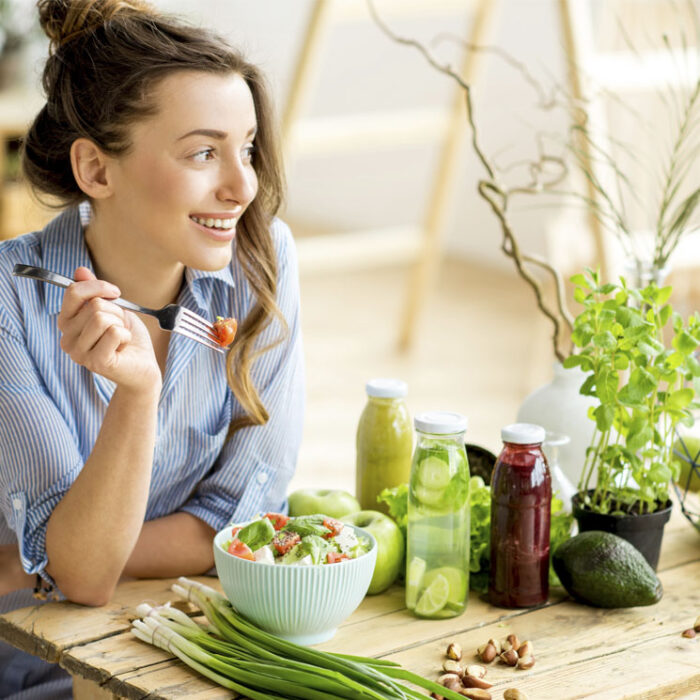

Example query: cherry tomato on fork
[213,316,238,347]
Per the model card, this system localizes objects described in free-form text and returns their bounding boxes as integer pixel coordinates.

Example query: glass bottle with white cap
[488,422,552,608]
[356,378,413,513]
[406,410,470,619]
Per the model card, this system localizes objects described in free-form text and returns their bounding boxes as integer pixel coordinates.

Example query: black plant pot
[572,491,672,571]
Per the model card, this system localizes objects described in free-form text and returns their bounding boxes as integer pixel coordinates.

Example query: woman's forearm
[123,511,216,578]
[45,380,160,606]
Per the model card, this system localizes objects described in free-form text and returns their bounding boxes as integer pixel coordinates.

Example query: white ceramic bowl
[213,523,377,645]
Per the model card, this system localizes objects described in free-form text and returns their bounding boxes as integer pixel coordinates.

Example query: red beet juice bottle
[488,423,551,608]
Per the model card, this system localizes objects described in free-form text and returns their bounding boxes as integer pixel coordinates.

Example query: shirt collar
[41,204,236,316]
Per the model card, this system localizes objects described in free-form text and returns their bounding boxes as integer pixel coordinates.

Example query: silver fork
[12,264,224,354]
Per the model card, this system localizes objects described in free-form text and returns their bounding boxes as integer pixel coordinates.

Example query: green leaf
[614,354,630,370]
[655,286,673,306]
[596,367,619,403]
[598,283,617,295]
[593,331,617,349]
[666,388,694,410]
[593,405,615,431]
[673,330,699,356]
[570,273,589,287]
[688,354,700,377]
[648,463,672,484]
[637,341,659,357]
[659,304,673,326]
[573,286,587,304]
[562,355,583,369]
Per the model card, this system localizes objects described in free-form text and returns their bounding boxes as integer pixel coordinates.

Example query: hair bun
[37,0,154,51]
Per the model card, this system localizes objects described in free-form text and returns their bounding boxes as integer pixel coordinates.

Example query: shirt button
[257,472,269,485]
[12,498,22,510]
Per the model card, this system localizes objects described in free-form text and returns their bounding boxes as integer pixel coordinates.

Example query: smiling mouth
[190,215,237,230]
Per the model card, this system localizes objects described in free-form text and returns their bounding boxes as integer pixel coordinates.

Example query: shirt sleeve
[0,318,83,588]
[180,221,305,532]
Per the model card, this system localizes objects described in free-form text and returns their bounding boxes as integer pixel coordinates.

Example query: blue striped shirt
[0,205,304,696]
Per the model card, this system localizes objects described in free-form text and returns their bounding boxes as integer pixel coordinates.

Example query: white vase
[516,363,597,487]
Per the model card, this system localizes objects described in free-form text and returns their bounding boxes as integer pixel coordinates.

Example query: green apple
[342,510,405,595]
[287,488,361,519]
[672,437,700,492]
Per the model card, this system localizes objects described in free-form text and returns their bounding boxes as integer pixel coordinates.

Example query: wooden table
[1,508,700,700]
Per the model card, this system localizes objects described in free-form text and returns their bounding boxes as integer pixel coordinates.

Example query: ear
[70,138,115,199]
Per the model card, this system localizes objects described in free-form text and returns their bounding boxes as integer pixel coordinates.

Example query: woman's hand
[0,545,34,597]
[57,267,161,392]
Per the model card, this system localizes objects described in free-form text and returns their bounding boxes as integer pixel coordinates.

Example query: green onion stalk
[129,576,464,700]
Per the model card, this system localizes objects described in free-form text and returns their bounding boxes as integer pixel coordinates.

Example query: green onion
[130,577,465,700]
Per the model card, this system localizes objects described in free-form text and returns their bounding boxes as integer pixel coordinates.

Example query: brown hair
[23,0,287,434]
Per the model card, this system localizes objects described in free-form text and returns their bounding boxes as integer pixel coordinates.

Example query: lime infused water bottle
[406,411,470,619]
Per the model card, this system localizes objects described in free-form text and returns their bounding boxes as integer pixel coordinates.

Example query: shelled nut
[462,673,493,690]
[487,638,501,654]
[517,654,536,670]
[500,637,513,653]
[500,649,519,667]
[459,689,492,700]
[517,640,533,658]
[507,633,520,652]
[503,690,529,700]
[446,642,463,661]
[437,673,463,693]
[682,628,697,639]
[477,642,498,663]
[442,659,464,675]
[465,664,487,679]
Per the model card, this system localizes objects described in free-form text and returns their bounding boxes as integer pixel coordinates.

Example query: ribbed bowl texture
[213,523,377,645]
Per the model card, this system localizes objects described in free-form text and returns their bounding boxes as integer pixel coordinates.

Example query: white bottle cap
[501,423,546,444]
[365,378,408,398]
[414,411,468,435]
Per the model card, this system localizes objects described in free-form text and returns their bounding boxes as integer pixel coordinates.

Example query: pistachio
[517,654,535,670]
[694,616,700,633]
[442,659,464,675]
[499,649,519,667]
[507,633,520,652]
[477,642,498,663]
[459,689,492,700]
[465,664,487,679]
[682,628,697,639]
[500,637,513,653]
[517,640,533,658]
[446,642,463,661]
[503,690,529,700]
[462,673,493,690]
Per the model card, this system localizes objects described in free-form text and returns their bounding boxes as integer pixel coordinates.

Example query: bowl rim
[213,519,377,568]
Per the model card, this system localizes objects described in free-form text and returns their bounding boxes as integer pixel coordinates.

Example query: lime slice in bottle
[417,456,451,489]
[406,556,427,608]
[414,573,450,616]
[422,566,467,606]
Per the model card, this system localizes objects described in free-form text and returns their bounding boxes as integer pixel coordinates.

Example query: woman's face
[106,70,259,272]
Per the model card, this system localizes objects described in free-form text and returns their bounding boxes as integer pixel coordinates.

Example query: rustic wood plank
[383,559,700,698]
[657,521,700,571]
[73,675,119,700]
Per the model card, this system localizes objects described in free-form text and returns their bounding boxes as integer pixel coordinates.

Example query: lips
[189,215,237,230]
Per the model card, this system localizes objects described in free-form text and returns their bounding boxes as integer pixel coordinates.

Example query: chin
[188,247,234,272]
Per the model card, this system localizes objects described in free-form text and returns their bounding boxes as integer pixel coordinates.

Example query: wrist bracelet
[32,574,57,601]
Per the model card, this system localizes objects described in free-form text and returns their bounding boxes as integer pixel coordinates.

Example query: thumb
[73,266,97,282]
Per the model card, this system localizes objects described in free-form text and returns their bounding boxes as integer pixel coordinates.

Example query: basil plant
[564,268,700,515]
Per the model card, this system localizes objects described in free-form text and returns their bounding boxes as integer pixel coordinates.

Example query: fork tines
[176,309,225,354]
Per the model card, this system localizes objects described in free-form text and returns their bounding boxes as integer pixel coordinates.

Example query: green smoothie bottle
[356,378,413,513]
[406,411,470,619]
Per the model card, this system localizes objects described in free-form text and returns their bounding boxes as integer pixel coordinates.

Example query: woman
[0,1,304,696]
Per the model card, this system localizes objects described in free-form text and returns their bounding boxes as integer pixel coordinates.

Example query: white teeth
[191,216,236,229]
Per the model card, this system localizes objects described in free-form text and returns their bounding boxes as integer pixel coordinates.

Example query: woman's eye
[191,148,215,163]
[243,144,256,162]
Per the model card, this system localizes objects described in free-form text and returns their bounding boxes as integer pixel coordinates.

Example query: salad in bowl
[220,512,371,566]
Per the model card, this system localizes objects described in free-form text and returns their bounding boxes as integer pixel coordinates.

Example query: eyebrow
[177,126,258,141]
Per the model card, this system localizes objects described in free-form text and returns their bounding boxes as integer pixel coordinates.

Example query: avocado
[552,530,663,608]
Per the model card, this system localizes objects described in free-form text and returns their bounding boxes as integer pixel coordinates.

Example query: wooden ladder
[281,0,500,350]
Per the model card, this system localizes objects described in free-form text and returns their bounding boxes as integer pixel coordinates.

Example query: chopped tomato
[213,316,238,347]
[322,517,344,540]
[227,539,255,561]
[327,552,349,564]
[272,531,300,555]
[231,526,242,539]
[264,512,290,531]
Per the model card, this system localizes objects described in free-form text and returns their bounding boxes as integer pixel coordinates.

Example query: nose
[216,158,258,207]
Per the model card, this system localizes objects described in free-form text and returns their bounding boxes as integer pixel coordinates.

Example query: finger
[59,297,126,351]
[88,325,133,371]
[74,266,97,282]
[57,272,121,327]
[75,310,130,360]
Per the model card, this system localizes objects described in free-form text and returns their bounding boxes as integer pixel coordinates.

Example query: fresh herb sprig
[564,268,700,515]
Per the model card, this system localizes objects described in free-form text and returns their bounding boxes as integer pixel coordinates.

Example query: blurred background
[1,0,699,492]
